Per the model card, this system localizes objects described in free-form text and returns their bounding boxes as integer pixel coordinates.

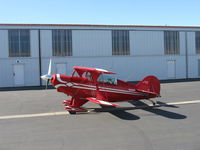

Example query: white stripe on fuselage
[55,76,139,94]
[55,84,67,88]
[73,85,142,95]
[56,74,67,83]
[76,82,137,93]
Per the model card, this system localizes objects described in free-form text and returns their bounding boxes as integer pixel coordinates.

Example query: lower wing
[86,97,119,106]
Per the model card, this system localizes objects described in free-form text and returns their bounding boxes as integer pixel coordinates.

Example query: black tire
[69,111,76,114]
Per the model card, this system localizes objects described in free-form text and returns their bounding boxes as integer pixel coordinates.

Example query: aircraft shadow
[97,105,140,120]
[90,100,186,120]
[129,101,186,119]
[156,101,178,108]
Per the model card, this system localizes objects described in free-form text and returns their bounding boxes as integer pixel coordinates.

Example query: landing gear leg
[63,97,88,114]
[147,99,157,106]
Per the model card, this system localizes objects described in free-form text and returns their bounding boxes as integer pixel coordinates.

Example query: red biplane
[41,60,160,114]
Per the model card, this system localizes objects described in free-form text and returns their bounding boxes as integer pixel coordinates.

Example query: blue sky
[0,0,199,26]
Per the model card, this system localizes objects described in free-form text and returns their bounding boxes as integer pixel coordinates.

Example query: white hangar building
[0,24,200,87]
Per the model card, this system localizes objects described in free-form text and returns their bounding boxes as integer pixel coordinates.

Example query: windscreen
[97,74,117,85]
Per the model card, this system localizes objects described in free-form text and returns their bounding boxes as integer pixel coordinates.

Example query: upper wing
[86,97,119,107]
[73,66,116,74]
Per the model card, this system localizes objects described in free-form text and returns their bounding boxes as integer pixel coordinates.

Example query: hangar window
[112,30,130,55]
[195,32,200,54]
[8,29,30,57]
[52,29,72,56]
[164,31,180,55]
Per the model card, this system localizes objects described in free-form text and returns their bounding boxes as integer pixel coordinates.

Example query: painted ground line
[0,99,200,120]
[167,100,200,105]
[0,111,69,119]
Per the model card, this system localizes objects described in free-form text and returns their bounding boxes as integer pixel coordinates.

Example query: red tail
[136,76,160,96]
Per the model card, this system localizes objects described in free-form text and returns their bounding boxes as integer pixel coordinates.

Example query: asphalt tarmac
[0,81,200,150]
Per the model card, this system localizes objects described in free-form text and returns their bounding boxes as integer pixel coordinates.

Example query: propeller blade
[46,79,50,89]
[48,59,52,76]
[41,58,53,89]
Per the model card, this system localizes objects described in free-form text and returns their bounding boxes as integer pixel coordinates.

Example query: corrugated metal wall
[73,30,112,56]
[0,25,200,87]
[130,31,164,56]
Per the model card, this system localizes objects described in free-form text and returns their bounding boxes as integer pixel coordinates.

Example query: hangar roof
[0,23,199,28]
[0,23,200,31]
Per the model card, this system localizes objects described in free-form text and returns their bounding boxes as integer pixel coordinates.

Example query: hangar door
[13,64,24,86]
[56,63,67,75]
[167,60,176,78]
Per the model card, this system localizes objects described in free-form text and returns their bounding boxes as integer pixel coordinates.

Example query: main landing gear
[61,98,88,114]
[69,111,76,115]
[146,99,157,106]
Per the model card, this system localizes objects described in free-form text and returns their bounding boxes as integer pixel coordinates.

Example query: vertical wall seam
[38,29,42,86]
[185,32,188,79]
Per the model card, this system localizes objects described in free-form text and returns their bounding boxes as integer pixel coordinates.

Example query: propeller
[41,59,52,89]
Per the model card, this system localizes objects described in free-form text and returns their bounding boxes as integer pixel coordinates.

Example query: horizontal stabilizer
[136,89,158,95]
[86,97,119,106]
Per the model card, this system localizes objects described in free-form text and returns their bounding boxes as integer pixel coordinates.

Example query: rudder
[136,76,160,96]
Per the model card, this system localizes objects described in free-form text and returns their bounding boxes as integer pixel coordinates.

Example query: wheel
[69,111,76,115]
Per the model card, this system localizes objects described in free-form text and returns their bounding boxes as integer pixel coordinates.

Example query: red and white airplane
[41,60,160,114]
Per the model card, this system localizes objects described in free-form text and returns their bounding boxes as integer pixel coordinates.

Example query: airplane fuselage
[51,74,156,102]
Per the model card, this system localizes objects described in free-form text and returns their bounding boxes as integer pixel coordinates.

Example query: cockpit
[97,74,117,85]
[72,66,118,85]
